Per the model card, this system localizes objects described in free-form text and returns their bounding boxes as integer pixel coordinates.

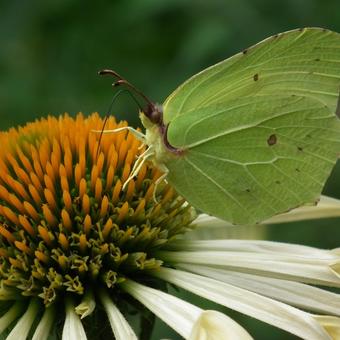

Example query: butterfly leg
[152,167,169,203]
[138,143,146,150]
[92,126,146,142]
[131,147,153,177]
[122,147,155,190]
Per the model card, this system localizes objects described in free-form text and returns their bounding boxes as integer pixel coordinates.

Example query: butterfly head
[99,69,183,156]
[143,102,164,126]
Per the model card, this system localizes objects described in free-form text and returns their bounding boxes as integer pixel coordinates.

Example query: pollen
[0,113,195,306]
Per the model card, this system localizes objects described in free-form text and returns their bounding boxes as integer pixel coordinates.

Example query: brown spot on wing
[253,73,259,81]
[267,134,277,146]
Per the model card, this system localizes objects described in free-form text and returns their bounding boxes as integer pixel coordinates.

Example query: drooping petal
[330,261,340,278]
[193,214,233,228]
[120,278,202,339]
[98,289,137,340]
[6,299,41,340]
[157,250,340,287]
[152,267,331,340]
[32,305,56,340]
[191,195,340,230]
[62,297,87,340]
[0,301,25,333]
[166,239,337,260]
[265,195,340,224]
[177,264,340,316]
[187,213,269,241]
[313,315,340,339]
[189,310,253,340]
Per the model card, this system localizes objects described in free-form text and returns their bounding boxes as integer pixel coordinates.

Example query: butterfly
[99,28,340,225]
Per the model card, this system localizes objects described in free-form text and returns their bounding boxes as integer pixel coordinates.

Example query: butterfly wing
[161,28,340,224]
[163,28,340,121]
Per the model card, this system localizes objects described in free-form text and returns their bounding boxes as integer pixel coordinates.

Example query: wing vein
[183,157,253,218]
[185,104,319,148]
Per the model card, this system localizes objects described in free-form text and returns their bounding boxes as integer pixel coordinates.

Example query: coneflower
[0,113,339,339]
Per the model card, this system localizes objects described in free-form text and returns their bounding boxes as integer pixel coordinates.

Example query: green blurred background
[1,0,340,339]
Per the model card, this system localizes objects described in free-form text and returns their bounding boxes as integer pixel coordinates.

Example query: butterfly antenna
[98,69,124,80]
[122,90,144,111]
[96,89,122,159]
[99,69,155,109]
[113,79,154,108]
[96,89,144,158]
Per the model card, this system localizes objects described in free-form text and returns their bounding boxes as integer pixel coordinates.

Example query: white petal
[62,297,87,340]
[330,261,340,278]
[193,214,233,228]
[189,214,268,241]
[166,239,337,260]
[188,225,267,241]
[6,299,40,340]
[264,195,340,224]
[313,315,340,339]
[0,301,25,333]
[120,279,201,339]
[192,196,340,228]
[178,264,340,316]
[152,267,331,340]
[32,305,56,340]
[158,250,340,287]
[98,289,137,340]
[189,310,253,340]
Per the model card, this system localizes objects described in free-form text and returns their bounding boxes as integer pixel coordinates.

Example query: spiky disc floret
[0,113,195,306]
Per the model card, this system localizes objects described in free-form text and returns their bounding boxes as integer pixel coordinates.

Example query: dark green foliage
[1,1,340,339]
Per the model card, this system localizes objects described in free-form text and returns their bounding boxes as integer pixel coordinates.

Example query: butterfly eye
[146,104,163,125]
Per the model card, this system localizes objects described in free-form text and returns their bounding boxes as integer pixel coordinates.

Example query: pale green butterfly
[99,27,340,225]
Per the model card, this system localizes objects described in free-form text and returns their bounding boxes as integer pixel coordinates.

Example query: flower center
[0,114,196,305]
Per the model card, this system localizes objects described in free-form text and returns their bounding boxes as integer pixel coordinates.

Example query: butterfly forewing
[163,28,340,122]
